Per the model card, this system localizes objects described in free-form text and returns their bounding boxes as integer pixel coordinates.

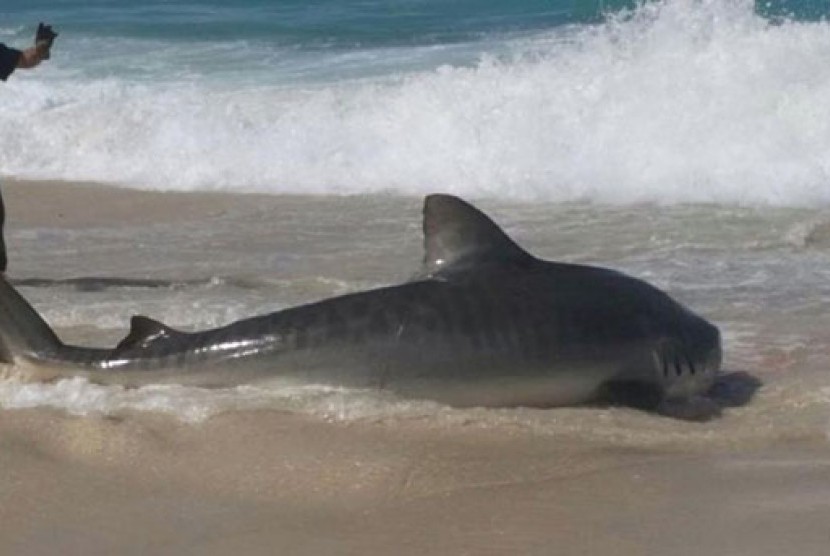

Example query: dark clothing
[0,43,18,270]
[0,189,6,272]
[0,43,21,81]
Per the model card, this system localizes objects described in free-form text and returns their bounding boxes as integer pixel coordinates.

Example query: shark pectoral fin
[656,395,722,422]
[115,315,186,352]
[598,380,722,421]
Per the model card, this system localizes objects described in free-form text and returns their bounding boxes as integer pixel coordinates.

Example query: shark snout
[654,316,722,398]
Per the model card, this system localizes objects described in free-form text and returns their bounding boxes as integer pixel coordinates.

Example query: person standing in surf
[0,23,58,272]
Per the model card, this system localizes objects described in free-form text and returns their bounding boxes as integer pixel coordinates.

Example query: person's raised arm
[17,23,57,70]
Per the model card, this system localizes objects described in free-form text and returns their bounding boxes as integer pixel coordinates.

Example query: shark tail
[0,275,62,363]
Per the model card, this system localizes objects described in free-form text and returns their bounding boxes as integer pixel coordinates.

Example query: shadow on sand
[708,370,763,409]
[597,370,762,422]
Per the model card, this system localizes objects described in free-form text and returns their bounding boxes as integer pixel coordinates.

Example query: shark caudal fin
[0,275,62,363]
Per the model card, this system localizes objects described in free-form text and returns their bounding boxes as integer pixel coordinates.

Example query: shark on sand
[0,194,722,419]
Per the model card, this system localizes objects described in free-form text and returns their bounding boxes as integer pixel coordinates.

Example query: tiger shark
[0,194,722,418]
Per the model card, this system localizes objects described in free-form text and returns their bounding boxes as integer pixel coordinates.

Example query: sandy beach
[1,181,829,555]
[3,407,829,556]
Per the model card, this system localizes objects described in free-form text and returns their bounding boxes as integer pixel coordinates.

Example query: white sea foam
[0,375,823,449]
[0,377,443,423]
[2,1,830,205]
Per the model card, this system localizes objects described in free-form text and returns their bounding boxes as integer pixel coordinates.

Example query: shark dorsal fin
[115,315,185,352]
[420,194,534,277]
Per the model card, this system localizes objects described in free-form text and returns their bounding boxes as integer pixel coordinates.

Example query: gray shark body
[0,195,721,415]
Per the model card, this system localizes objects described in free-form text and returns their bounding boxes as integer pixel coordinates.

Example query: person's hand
[35,23,58,60]
[36,23,58,46]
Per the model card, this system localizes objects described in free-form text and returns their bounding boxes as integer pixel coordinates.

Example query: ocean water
[0,0,828,449]
[0,0,829,203]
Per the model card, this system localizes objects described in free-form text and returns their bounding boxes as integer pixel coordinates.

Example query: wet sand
[1,181,829,555]
[2,179,272,229]
[3,408,830,556]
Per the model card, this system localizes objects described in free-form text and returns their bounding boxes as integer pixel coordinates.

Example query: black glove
[36,23,58,47]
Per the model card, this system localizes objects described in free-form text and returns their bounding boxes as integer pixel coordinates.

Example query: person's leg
[0,185,8,272]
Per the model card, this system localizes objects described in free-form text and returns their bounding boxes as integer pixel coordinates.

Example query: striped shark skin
[0,194,722,418]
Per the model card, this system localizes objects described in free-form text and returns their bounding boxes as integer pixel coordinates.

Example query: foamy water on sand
[1,188,828,556]
[1,189,827,452]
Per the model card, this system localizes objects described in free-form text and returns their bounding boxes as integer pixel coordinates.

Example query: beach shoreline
[0,180,828,555]
[2,179,287,229]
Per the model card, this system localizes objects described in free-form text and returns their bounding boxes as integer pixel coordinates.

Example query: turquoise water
[2,0,616,82]
[4,1,825,48]
[5,1,609,46]
[2,1,830,203]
